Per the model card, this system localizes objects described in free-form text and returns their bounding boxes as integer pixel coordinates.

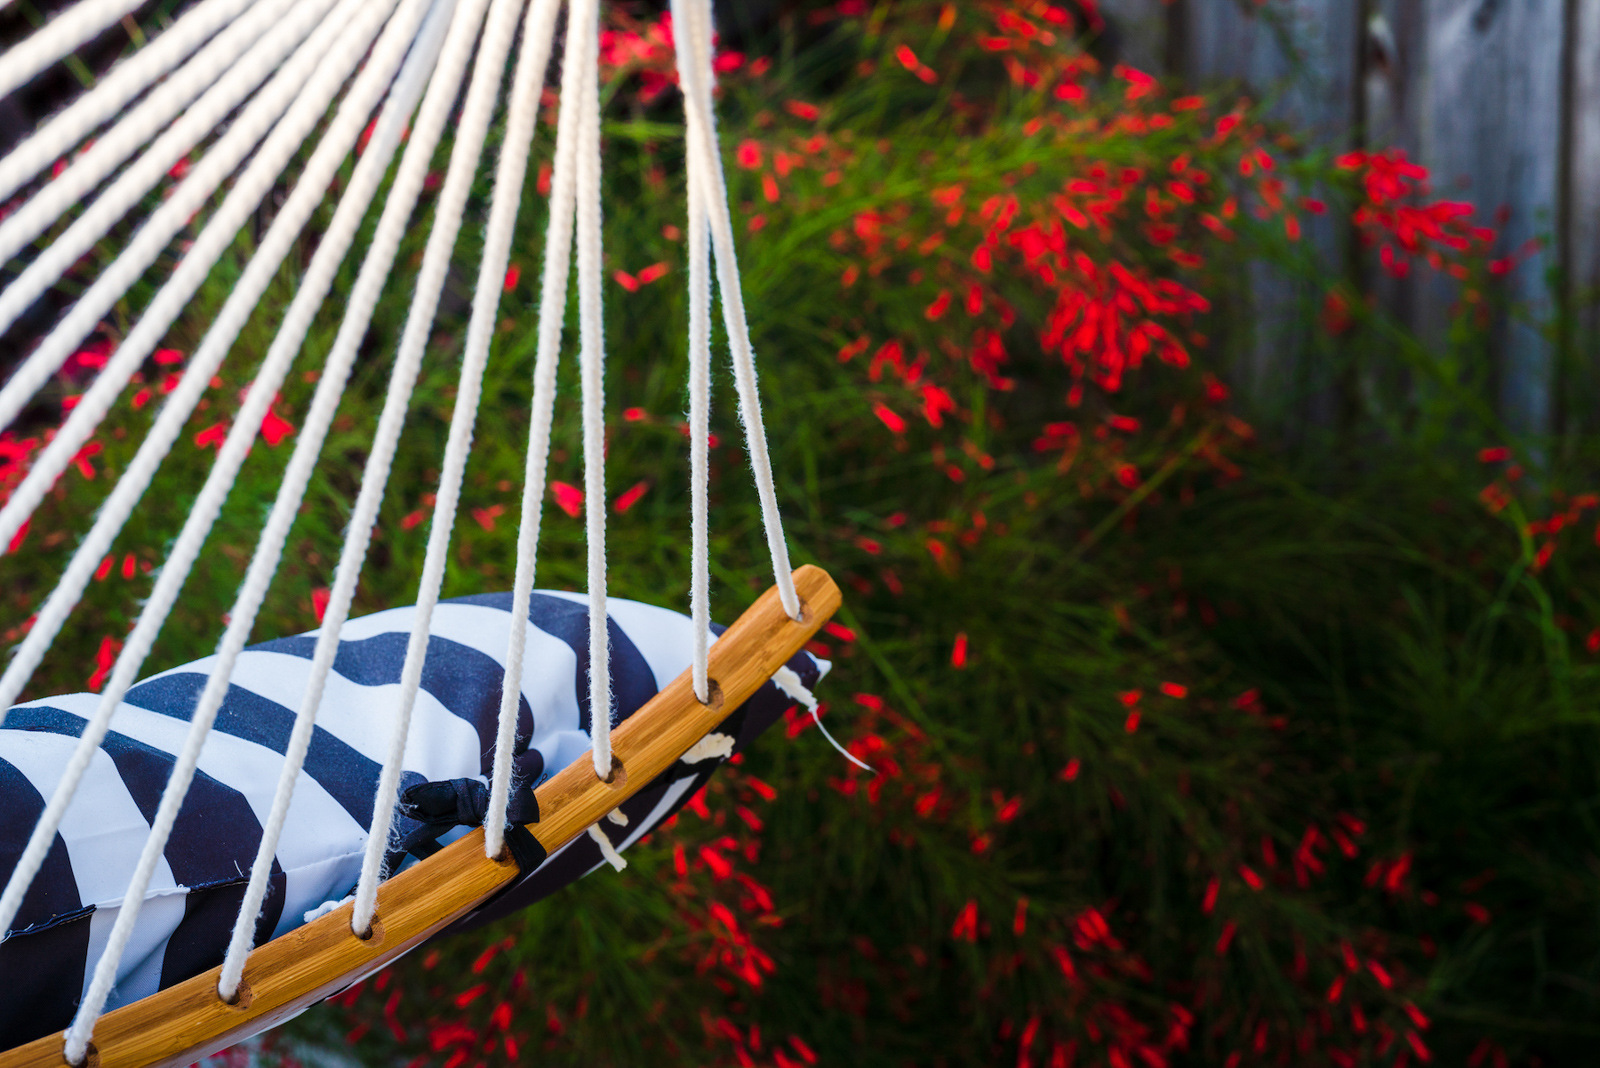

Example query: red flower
[194,422,228,450]
[613,481,649,514]
[87,635,120,691]
[551,482,583,518]
[471,504,504,531]
[260,408,294,447]
[951,899,979,941]
[950,632,968,668]
[873,403,907,434]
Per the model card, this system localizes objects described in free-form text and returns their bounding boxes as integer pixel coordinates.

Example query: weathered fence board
[1573,0,1600,429]
[1099,0,1599,442]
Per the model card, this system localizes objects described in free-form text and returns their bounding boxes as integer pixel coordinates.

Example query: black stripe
[0,902,92,1049]
[159,871,285,990]
[3,707,279,895]
[119,677,386,829]
[447,593,656,736]
[0,752,81,933]
[249,632,536,773]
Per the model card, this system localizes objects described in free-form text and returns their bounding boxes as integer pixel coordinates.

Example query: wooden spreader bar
[0,566,840,1068]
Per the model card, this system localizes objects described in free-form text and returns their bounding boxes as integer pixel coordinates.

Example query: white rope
[670,0,714,704]
[0,0,300,236]
[317,0,501,938]
[772,665,873,772]
[55,16,451,1068]
[0,0,340,373]
[570,0,612,781]
[0,0,400,558]
[148,0,478,967]
[672,0,799,620]
[471,0,565,863]
[0,0,429,724]
[484,0,591,858]
[0,0,161,100]
[0,0,439,965]
[215,0,455,1001]
[57,0,478,1039]
[0,0,264,203]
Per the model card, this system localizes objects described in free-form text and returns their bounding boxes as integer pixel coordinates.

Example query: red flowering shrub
[2,3,1591,1068]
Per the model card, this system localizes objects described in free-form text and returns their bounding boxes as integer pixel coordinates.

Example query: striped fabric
[0,591,822,1049]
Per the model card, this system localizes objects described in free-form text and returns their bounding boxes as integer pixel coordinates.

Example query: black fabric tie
[389,777,545,873]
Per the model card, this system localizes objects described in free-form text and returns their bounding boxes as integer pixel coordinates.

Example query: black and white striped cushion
[0,591,822,1048]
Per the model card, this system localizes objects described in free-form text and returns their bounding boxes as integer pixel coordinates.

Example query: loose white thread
[671,0,800,620]
[587,823,627,872]
[605,807,629,827]
[0,0,265,203]
[485,0,593,859]
[567,0,614,782]
[773,665,874,773]
[303,894,356,926]
[0,0,431,957]
[344,0,511,941]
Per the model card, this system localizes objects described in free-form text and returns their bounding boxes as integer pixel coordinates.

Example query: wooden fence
[1099,0,1600,441]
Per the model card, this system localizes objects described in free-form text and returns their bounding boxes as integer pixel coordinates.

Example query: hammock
[0,0,839,1063]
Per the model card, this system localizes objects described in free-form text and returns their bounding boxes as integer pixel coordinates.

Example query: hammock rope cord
[0,0,267,204]
[677,0,716,706]
[0,0,802,1059]
[0,0,173,98]
[0,0,440,958]
[0,0,346,356]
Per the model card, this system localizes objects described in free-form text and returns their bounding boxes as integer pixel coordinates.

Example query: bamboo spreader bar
[0,566,840,1068]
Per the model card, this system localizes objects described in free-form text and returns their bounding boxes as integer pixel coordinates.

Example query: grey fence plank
[1572,0,1600,425]
[1418,0,1564,439]
[1095,0,1169,74]
[1176,0,1361,426]
[1101,0,1584,442]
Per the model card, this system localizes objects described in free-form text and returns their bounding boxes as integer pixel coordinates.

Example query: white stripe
[144,652,482,785]
[21,694,366,871]
[0,731,176,910]
[89,890,188,1012]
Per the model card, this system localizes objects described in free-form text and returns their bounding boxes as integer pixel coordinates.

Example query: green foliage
[3,3,1596,1067]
